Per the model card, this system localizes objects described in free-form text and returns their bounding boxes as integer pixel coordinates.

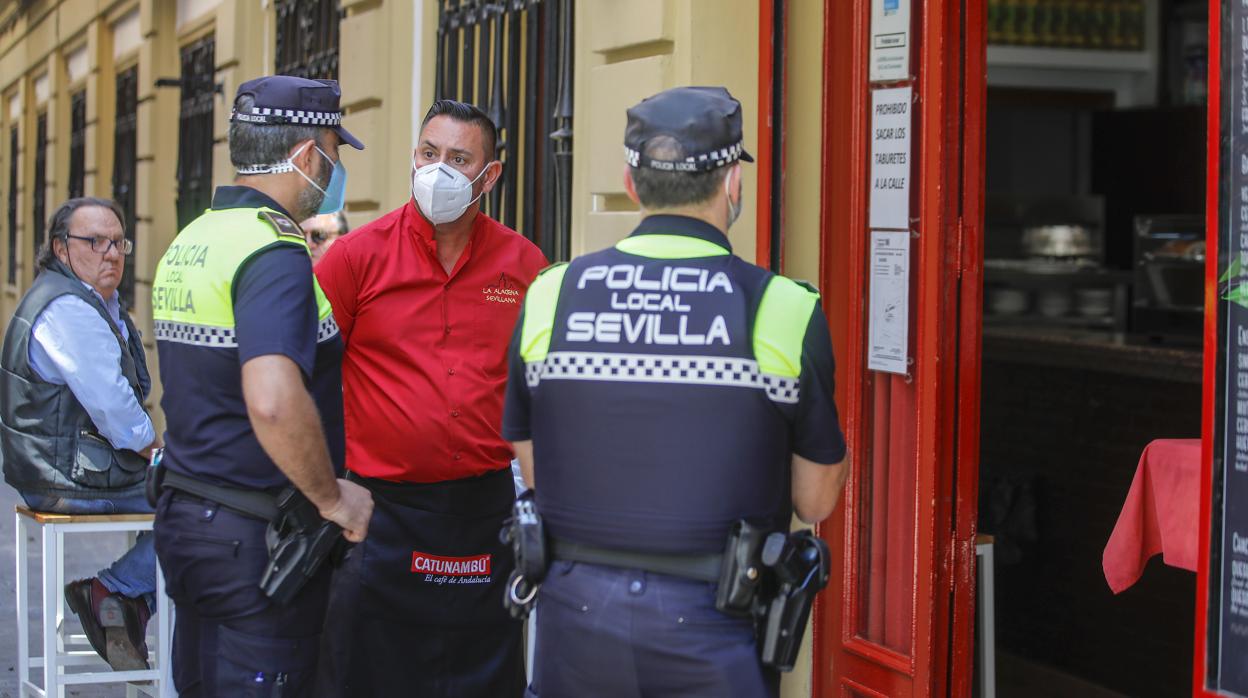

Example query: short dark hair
[37,197,127,270]
[229,94,327,168]
[629,136,728,209]
[421,99,498,161]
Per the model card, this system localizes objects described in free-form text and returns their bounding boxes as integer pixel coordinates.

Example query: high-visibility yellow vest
[152,207,336,346]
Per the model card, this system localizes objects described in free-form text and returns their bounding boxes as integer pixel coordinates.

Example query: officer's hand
[320,479,374,543]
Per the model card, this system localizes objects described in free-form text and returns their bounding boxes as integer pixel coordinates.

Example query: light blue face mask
[234,140,347,214]
[317,159,347,215]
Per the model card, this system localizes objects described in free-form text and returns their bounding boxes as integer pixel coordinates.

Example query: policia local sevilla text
[566,263,734,347]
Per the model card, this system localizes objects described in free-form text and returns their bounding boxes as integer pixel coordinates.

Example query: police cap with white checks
[230,75,364,151]
[624,86,754,173]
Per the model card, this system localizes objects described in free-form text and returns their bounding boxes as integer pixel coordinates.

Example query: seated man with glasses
[0,197,162,671]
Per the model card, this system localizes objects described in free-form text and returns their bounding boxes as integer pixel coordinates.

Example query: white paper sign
[870,0,912,82]
[869,86,912,231]
[868,230,910,375]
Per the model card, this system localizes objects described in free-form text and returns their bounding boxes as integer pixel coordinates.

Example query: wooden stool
[15,505,174,697]
[976,533,997,698]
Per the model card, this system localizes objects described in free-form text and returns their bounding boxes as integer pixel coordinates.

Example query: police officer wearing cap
[150,75,374,696]
[502,86,849,697]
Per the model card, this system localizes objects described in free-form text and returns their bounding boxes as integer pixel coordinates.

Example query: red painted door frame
[1193,0,1222,694]
[811,0,985,695]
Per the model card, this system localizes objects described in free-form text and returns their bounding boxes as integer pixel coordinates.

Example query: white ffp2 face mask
[410,161,489,225]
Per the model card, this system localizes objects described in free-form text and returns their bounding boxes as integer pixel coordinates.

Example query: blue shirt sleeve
[793,300,848,464]
[28,295,155,452]
[501,310,532,441]
[234,243,318,378]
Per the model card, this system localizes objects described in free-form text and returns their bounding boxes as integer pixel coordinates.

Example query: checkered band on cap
[231,106,343,127]
[625,140,747,173]
[525,351,800,404]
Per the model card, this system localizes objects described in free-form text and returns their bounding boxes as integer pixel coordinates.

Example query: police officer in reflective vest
[502,86,849,697]
[150,76,373,696]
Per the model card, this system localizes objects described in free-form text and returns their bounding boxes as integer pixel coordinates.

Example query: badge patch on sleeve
[411,551,492,585]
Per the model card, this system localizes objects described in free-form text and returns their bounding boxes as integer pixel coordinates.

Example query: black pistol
[260,487,349,605]
[758,529,831,671]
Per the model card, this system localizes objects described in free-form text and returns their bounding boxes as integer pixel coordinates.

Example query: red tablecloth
[1103,438,1201,594]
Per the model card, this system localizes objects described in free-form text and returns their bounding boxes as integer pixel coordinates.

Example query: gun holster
[500,491,546,620]
[259,487,350,606]
[714,520,771,617]
[143,451,165,508]
[757,529,831,671]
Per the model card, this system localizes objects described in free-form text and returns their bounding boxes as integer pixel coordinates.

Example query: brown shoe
[118,593,151,662]
[63,577,148,671]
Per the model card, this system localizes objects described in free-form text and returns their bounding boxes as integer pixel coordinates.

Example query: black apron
[317,468,525,698]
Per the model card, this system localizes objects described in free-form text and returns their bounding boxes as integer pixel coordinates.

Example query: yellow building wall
[570,0,761,259]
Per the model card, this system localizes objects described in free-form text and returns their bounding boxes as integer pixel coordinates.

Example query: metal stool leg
[16,513,29,695]
[157,563,173,697]
[977,542,996,698]
[41,522,62,698]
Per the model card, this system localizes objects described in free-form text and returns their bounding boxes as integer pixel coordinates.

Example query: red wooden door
[813,0,986,695]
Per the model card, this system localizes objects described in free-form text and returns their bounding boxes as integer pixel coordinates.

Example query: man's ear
[623,166,641,207]
[289,138,317,171]
[728,164,743,203]
[52,237,69,265]
[480,160,504,193]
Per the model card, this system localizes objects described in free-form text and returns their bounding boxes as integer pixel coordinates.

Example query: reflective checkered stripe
[230,107,342,126]
[526,351,800,404]
[624,139,747,172]
[317,314,340,343]
[155,320,237,348]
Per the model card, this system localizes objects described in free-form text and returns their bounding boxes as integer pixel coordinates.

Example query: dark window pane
[176,36,215,232]
[8,126,17,284]
[434,0,574,261]
[113,67,138,307]
[68,90,86,199]
[275,0,342,80]
[32,114,46,269]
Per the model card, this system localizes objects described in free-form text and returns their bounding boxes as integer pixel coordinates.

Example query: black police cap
[624,86,753,173]
[230,75,364,151]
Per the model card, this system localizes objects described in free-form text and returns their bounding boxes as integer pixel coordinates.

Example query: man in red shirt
[314,100,546,697]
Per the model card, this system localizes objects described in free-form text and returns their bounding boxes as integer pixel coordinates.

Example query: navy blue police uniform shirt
[158,186,346,489]
[502,215,846,554]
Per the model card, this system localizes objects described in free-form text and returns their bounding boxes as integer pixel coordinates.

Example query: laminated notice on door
[869,86,912,231]
[869,0,911,81]
[867,230,910,375]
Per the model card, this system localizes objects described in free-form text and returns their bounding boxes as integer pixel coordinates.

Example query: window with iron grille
[435,0,574,262]
[68,90,86,200]
[113,67,138,307]
[7,126,16,284]
[32,113,46,268]
[176,36,216,231]
[275,0,342,79]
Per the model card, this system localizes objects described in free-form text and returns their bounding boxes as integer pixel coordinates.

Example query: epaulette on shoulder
[792,278,820,296]
[257,210,306,243]
[536,261,569,278]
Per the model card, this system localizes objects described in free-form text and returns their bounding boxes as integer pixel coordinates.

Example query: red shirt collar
[404,199,489,243]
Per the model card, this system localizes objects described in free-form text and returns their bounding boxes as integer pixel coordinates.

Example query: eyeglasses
[65,234,134,256]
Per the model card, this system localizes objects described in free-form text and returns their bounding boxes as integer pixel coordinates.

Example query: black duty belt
[551,538,723,583]
[162,468,279,521]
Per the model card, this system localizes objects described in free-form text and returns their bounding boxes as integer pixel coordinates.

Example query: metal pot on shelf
[1021,224,1098,259]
